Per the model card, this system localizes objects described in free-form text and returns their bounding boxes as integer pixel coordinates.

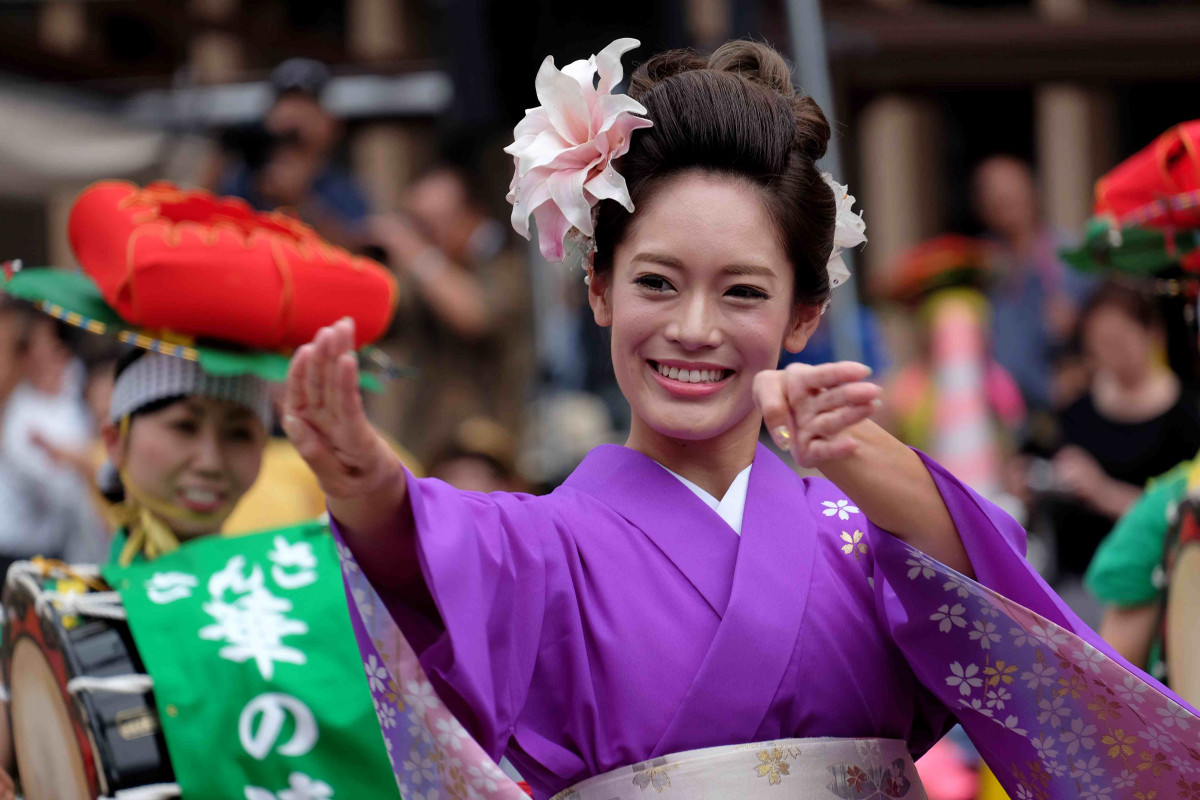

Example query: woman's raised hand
[753,362,882,468]
[283,318,398,500]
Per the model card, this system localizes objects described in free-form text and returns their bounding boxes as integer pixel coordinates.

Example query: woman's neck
[625,411,761,500]
[1092,367,1180,423]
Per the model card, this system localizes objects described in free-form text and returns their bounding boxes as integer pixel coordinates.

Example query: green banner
[103,522,399,800]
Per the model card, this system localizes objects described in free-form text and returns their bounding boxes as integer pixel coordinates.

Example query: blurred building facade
[0,0,1198,364]
[820,0,1200,284]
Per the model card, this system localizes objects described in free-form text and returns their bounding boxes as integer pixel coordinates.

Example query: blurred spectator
[372,166,532,462]
[427,417,525,493]
[214,58,370,249]
[1047,283,1200,580]
[0,306,106,575]
[973,156,1092,409]
[875,236,1026,500]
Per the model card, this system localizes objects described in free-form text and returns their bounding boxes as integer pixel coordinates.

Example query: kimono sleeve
[1084,466,1186,608]
[864,451,1200,799]
[333,470,551,764]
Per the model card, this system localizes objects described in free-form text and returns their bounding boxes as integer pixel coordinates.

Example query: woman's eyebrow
[631,252,775,278]
[630,252,684,269]
[722,264,775,278]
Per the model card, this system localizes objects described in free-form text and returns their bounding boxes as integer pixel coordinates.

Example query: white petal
[594,38,641,96]
[547,167,594,235]
[533,201,572,262]
[561,57,597,90]
[523,134,600,176]
[604,112,654,160]
[585,167,634,212]
[513,128,571,174]
[827,252,850,288]
[512,106,550,142]
[535,56,591,144]
[509,167,554,238]
[593,92,649,136]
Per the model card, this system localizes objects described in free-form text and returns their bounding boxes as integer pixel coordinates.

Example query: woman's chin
[640,405,744,443]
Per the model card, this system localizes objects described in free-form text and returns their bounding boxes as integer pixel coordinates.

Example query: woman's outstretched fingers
[335,351,362,423]
[304,329,329,413]
[322,325,347,423]
[807,403,876,439]
[285,343,312,418]
[753,370,794,450]
[807,381,881,415]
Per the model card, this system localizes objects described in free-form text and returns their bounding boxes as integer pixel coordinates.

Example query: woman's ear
[102,421,124,471]
[587,267,613,328]
[782,303,823,354]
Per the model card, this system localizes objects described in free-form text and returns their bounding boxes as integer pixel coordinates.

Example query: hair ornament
[506,38,653,266]
[822,172,866,290]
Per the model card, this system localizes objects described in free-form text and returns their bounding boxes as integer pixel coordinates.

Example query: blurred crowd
[2,56,1199,799]
[6,59,1199,608]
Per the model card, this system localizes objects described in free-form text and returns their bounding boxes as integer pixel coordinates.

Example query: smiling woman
[285,37,1200,800]
[100,350,271,562]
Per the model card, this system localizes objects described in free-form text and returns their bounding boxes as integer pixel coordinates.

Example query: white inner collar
[659,463,753,535]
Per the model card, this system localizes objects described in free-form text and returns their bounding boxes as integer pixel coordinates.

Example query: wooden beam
[827,7,1200,89]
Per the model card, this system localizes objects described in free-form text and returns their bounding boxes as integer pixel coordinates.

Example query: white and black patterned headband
[109,352,271,429]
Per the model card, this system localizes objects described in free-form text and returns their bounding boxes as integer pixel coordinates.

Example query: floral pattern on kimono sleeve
[868,529,1200,800]
[333,528,530,800]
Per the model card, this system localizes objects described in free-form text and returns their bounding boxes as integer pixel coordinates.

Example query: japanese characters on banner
[103,522,397,800]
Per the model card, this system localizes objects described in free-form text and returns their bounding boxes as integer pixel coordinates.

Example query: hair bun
[707,41,795,98]
[629,50,708,100]
[708,41,830,163]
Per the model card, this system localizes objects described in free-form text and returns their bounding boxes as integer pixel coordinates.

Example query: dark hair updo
[593,40,837,308]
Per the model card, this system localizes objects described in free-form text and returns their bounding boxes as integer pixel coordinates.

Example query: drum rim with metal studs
[1,560,180,800]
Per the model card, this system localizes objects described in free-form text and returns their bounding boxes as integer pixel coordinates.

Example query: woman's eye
[170,420,199,435]
[224,427,255,443]
[634,274,674,293]
[726,285,769,300]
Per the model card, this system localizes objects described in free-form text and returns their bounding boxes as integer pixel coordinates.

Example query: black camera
[218,124,302,173]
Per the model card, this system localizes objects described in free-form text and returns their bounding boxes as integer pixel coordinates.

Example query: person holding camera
[215,58,371,250]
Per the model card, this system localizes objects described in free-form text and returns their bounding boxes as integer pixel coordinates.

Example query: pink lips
[647,360,732,399]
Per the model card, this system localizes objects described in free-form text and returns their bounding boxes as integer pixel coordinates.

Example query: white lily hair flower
[505,38,654,264]
[821,172,867,290]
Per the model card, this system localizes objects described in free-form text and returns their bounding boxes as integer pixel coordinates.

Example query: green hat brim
[1061,218,1200,276]
[1,267,390,391]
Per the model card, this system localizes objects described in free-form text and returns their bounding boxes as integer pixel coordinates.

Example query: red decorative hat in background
[1093,120,1200,231]
[2,181,403,386]
[878,234,990,305]
[1063,120,1200,276]
[68,181,397,350]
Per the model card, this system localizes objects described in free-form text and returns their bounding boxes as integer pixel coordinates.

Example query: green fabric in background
[103,522,399,799]
[1085,461,1191,608]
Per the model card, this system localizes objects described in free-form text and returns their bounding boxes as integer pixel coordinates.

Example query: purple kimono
[335,444,1200,800]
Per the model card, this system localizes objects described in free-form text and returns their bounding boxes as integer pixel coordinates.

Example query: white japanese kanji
[144,572,198,604]
[200,555,308,680]
[244,772,333,800]
[268,536,318,590]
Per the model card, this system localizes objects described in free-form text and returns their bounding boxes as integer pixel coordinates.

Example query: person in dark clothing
[1050,282,1200,576]
[216,58,371,249]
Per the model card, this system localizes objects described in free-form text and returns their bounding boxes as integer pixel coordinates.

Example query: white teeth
[654,363,727,383]
[183,489,218,504]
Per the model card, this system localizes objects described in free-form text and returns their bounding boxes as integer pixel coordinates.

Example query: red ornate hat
[2,180,402,385]
[1063,120,1200,276]
[68,180,397,350]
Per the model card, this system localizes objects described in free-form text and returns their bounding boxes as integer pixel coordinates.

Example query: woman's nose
[191,428,225,473]
[665,294,722,349]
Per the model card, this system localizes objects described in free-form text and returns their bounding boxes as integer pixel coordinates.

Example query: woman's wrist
[327,445,408,536]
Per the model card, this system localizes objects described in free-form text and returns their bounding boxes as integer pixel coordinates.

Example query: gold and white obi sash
[550,738,927,800]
